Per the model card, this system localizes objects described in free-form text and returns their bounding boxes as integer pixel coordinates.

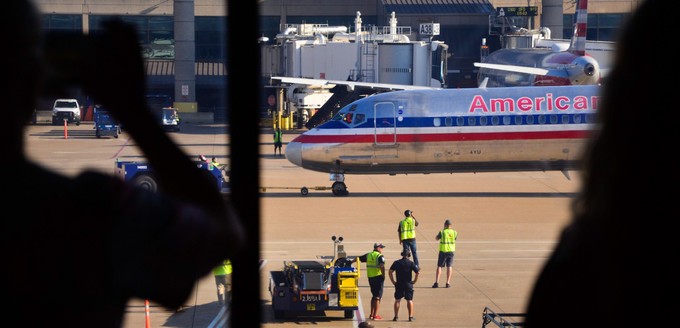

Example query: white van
[52,98,81,125]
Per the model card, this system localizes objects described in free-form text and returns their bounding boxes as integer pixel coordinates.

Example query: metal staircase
[304,87,363,129]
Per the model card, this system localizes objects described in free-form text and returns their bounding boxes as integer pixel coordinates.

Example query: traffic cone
[145,300,151,328]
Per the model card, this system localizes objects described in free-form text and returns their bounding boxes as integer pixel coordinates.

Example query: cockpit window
[332,104,358,123]
[353,113,366,125]
[338,111,366,126]
[344,112,353,123]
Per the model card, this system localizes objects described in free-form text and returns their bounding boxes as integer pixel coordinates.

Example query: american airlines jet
[285,84,600,195]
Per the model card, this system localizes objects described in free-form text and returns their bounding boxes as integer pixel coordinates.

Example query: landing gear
[331,181,348,196]
[329,172,348,196]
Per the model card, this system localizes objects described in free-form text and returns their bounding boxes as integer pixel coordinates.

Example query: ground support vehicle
[114,159,229,193]
[259,185,334,196]
[269,236,359,320]
[158,107,181,132]
[144,94,180,132]
[52,98,81,125]
[93,107,121,138]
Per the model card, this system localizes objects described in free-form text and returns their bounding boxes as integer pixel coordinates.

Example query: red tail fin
[569,0,588,56]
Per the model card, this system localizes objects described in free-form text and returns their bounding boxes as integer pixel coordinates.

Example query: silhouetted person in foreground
[525,1,676,327]
[0,1,245,327]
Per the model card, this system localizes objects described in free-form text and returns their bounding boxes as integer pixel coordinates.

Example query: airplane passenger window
[492,116,499,125]
[526,115,534,124]
[457,117,464,126]
[467,117,475,126]
[574,114,582,124]
[445,117,452,126]
[585,113,595,123]
[550,115,558,124]
[514,116,522,125]
[561,115,569,124]
[538,115,546,124]
[503,116,511,125]
[480,117,488,125]
[433,117,441,127]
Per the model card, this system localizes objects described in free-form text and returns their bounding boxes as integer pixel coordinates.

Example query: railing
[481,306,526,327]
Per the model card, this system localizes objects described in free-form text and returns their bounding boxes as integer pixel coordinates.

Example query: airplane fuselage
[286,85,600,177]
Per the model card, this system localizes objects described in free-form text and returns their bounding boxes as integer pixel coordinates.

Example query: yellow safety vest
[213,259,232,276]
[439,228,457,253]
[399,217,416,240]
[366,251,383,278]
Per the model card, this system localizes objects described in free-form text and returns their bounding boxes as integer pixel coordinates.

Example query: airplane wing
[270,76,441,91]
[474,62,550,76]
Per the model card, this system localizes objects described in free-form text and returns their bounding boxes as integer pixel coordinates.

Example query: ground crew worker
[397,210,420,268]
[209,157,220,170]
[389,250,419,322]
[273,127,283,156]
[357,242,386,320]
[209,157,230,183]
[433,219,457,288]
[213,259,233,305]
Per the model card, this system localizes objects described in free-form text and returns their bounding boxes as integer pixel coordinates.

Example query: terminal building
[34,0,640,123]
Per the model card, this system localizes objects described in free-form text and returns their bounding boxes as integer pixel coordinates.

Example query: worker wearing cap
[432,219,457,288]
[389,249,419,322]
[357,242,386,320]
[398,210,420,268]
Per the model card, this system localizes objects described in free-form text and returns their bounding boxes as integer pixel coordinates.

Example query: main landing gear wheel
[132,174,158,193]
[331,181,348,196]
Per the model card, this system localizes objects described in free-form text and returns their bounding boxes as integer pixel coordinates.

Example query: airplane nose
[285,141,302,166]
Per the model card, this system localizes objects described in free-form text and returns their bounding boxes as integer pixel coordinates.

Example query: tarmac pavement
[25,122,580,328]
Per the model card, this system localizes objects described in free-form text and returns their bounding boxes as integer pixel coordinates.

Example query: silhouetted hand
[82,19,147,130]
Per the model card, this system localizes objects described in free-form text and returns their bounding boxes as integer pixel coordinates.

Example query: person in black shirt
[388,250,419,322]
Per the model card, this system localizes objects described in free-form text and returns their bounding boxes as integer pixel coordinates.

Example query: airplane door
[373,102,398,159]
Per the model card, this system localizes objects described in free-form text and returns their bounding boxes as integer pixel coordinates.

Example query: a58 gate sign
[419,23,440,36]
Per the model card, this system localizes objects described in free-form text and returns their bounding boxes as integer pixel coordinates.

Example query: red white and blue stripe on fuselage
[285,85,601,175]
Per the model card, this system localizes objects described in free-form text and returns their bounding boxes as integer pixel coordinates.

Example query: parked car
[52,98,81,125]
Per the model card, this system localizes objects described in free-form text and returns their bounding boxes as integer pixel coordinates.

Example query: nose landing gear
[331,181,348,196]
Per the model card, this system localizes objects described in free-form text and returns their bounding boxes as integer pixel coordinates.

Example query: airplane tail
[568,0,588,56]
